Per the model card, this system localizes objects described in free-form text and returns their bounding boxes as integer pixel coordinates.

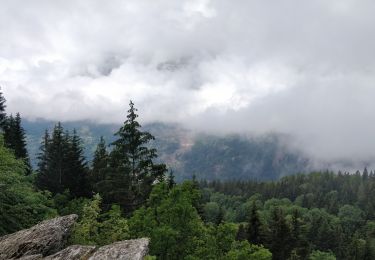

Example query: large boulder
[88,238,149,260]
[0,215,150,260]
[0,215,77,260]
[44,245,96,260]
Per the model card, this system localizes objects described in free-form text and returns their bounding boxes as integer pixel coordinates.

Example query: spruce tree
[65,129,89,197]
[98,100,167,213]
[3,115,15,151]
[36,123,89,197]
[236,224,247,241]
[3,113,31,174]
[247,201,262,245]
[37,123,66,193]
[267,207,292,260]
[290,209,309,259]
[91,136,109,193]
[36,130,51,190]
[93,136,109,172]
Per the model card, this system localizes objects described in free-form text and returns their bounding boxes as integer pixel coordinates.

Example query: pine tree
[93,136,108,172]
[236,224,247,241]
[290,209,309,259]
[247,201,262,245]
[36,130,51,190]
[65,129,89,197]
[3,115,15,151]
[36,123,89,197]
[267,207,292,260]
[102,100,167,212]
[91,136,109,193]
[39,122,66,193]
[3,113,31,174]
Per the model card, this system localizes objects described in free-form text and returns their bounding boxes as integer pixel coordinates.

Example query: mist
[1,0,375,165]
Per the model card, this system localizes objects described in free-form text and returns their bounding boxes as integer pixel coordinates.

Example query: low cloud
[1,0,375,164]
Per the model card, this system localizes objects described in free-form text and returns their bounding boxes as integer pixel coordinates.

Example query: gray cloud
[1,0,375,164]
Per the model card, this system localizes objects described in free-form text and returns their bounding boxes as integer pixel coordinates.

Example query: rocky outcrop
[0,215,78,259]
[44,245,96,260]
[0,215,150,260]
[88,239,149,260]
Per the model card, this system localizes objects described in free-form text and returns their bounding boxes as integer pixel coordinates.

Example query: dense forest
[1,89,375,260]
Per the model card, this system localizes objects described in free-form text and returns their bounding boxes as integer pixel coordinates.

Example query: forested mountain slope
[23,120,310,181]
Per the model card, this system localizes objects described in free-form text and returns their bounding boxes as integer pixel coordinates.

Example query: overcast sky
[1,0,375,162]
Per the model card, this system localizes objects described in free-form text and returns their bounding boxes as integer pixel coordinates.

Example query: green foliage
[99,205,130,245]
[308,250,336,260]
[70,194,129,246]
[200,170,375,258]
[247,201,262,245]
[267,207,292,260]
[4,95,375,260]
[95,101,167,213]
[216,223,238,255]
[144,256,157,260]
[70,194,101,245]
[3,113,31,173]
[224,240,272,260]
[90,136,108,192]
[203,202,221,223]
[0,135,56,235]
[338,204,364,234]
[36,123,89,197]
[129,181,205,259]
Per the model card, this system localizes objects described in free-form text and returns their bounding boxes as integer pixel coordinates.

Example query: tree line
[2,88,374,259]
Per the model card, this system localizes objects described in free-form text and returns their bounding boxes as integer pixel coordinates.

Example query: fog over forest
[2,0,375,165]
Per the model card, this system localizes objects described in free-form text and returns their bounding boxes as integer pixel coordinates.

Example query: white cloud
[1,0,375,163]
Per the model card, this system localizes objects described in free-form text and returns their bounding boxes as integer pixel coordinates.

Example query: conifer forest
[1,88,375,260]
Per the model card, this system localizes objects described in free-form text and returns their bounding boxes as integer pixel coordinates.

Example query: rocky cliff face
[0,215,149,260]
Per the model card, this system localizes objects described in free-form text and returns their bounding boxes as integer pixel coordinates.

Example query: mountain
[23,119,310,181]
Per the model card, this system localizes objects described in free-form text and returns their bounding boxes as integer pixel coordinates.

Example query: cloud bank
[1,0,375,162]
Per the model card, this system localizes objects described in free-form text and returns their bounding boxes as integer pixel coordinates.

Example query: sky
[1,0,375,163]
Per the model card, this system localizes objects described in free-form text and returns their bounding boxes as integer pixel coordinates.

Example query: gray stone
[16,255,42,260]
[44,245,96,260]
[0,215,78,260]
[88,238,150,260]
[0,215,149,260]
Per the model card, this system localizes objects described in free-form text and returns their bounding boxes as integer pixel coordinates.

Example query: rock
[0,215,150,260]
[17,255,42,260]
[88,238,150,260]
[0,215,78,260]
[44,245,96,260]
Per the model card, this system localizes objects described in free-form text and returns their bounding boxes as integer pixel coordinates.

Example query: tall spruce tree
[97,101,166,213]
[92,136,109,174]
[36,130,51,190]
[65,130,89,197]
[247,201,262,245]
[36,123,65,194]
[90,136,109,193]
[267,207,292,260]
